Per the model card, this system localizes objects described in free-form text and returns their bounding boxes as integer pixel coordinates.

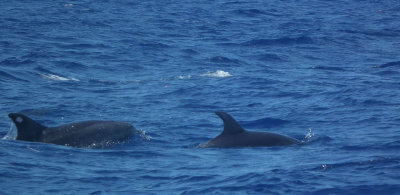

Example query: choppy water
[1,0,400,194]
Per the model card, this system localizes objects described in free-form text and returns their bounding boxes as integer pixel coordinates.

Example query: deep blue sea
[1,0,400,194]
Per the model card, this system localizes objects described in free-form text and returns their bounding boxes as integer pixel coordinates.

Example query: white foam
[302,128,315,143]
[2,122,17,140]
[40,73,80,82]
[200,70,233,78]
[27,147,40,153]
[177,75,192,79]
[138,130,152,141]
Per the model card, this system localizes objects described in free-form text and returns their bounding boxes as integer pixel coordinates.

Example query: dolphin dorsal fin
[215,111,245,135]
[8,113,47,142]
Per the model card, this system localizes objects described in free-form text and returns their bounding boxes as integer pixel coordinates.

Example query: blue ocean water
[1,0,400,194]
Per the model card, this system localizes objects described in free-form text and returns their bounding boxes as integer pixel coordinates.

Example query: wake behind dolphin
[200,111,300,148]
[8,113,137,148]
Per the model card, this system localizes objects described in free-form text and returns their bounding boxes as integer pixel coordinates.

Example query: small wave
[256,53,287,62]
[375,70,400,76]
[200,70,232,78]
[88,79,120,85]
[234,8,267,17]
[39,73,80,82]
[311,66,345,71]
[383,140,400,150]
[139,41,171,49]
[343,29,400,38]
[0,57,35,67]
[181,49,199,55]
[374,61,400,68]
[362,99,389,106]
[363,29,400,37]
[341,139,400,151]
[240,117,290,129]
[242,36,313,47]
[319,156,399,171]
[209,56,241,64]
[0,70,29,82]
[53,60,88,70]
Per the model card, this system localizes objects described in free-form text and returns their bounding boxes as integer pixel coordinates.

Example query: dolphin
[8,113,137,148]
[199,111,300,148]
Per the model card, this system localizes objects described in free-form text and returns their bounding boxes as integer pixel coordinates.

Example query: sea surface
[1,0,400,194]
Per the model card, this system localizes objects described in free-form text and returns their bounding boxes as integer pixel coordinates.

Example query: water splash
[39,73,80,82]
[200,70,232,78]
[177,75,192,79]
[302,128,315,143]
[137,129,152,141]
[2,122,17,140]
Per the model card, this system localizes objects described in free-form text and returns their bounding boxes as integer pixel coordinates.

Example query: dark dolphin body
[8,113,137,148]
[200,111,300,148]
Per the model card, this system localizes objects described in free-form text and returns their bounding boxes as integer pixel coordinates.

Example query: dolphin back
[8,113,137,148]
[201,111,300,148]
[41,121,137,148]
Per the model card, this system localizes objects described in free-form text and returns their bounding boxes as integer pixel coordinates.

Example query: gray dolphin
[200,111,300,148]
[8,113,137,148]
